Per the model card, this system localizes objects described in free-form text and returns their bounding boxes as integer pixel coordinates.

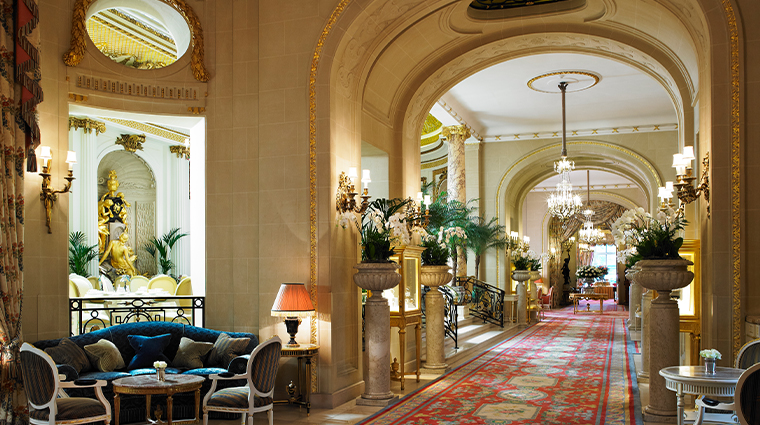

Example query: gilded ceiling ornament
[68,117,106,135]
[63,0,209,82]
[115,134,146,152]
[169,145,190,159]
[441,125,471,140]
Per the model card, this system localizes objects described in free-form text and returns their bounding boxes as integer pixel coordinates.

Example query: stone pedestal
[420,265,453,374]
[357,291,398,405]
[628,282,642,330]
[638,289,653,381]
[516,282,527,325]
[353,262,401,406]
[635,259,694,422]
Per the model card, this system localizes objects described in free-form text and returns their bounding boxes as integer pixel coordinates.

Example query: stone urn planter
[635,258,694,421]
[420,265,453,372]
[511,270,531,325]
[353,262,401,405]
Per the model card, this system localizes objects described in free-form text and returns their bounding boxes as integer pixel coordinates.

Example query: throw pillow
[208,333,250,368]
[127,334,172,370]
[172,337,213,369]
[44,338,91,373]
[83,339,125,372]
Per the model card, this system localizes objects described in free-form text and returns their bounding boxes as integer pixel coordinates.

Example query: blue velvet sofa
[33,321,259,423]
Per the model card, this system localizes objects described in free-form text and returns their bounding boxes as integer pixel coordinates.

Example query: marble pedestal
[516,282,527,325]
[356,292,399,406]
[421,286,449,374]
[638,289,653,382]
[628,281,642,330]
[642,290,680,421]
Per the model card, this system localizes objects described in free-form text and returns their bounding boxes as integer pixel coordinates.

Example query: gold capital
[441,125,471,141]
[69,117,106,135]
[115,134,146,152]
[169,145,190,160]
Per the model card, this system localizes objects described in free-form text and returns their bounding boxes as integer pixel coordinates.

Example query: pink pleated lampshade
[271,283,315,318]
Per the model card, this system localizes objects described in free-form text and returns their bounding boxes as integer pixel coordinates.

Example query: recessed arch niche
[98,150,157,275]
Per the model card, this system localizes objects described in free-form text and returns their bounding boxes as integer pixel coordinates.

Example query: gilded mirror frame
[63,0,209,82]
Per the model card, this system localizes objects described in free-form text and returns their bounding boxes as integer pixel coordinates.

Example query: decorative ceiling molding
[437,99,483,141]
[69,117,106,135]
[99,117,189,144]
[484,123,677,142]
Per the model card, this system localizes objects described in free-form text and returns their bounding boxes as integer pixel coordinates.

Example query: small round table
[112,374,205,425]
[659,365,744,425]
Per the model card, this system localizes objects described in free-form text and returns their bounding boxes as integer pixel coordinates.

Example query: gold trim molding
[69,117,106,135]
[527,70,601,93]
[169,145,190,159]
[309,0,353,393]
[63,0,210,82]
[100,117,188,143]
[722,0,741,359]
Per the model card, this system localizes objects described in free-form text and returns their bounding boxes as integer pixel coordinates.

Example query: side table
[280,344,319,415]
[112,374,204,425]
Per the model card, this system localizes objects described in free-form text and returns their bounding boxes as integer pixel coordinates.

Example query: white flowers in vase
[153,361,168,369]
[699,349,721,360]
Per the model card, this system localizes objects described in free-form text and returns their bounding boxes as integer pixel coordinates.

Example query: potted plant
[69,231,98,277]
[467,216,509,280]
[144,227,188,280]
[510,243,538,283]
[420,238,452,288]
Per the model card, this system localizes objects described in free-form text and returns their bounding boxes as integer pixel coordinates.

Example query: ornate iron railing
[456,276,505,327]
[421,285,459,349]
[69,296,205,335]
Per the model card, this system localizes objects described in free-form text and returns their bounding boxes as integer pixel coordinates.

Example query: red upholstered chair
[539,286,553,310]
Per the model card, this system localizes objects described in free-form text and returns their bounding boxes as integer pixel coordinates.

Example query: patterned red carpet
[357,305,641,425]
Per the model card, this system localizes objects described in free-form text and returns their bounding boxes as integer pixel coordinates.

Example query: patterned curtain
[1,0,41,423]
[547,201,627,307]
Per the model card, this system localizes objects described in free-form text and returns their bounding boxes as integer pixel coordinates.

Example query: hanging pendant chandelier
[578,170,604,245]
[547,81,582,221]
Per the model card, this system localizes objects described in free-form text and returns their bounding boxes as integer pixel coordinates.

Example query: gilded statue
[99,232,138,276]
[99,170,131,224]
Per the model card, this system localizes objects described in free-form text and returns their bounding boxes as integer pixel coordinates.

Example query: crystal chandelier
[578,170,604,245]
[547,81,582,220]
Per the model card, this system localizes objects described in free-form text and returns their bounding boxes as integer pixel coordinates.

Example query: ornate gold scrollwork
[63,0,210,82]
[169,145,190,159]
[68,117,106,135]
[115,134,146,152]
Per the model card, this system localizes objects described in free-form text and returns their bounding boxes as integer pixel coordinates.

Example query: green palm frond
[144,228,188,275]
[68,232,98,277]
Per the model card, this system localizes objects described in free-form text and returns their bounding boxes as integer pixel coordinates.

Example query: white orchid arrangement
[611,206,686,264]
[153,361,167,369]
[511,248,540,271]
[699,349,721,360]
[336,198,417,262]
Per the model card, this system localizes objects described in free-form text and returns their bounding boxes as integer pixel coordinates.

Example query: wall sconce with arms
[336,167,371,214]
[38,146,76,233]
[672,147,710,217]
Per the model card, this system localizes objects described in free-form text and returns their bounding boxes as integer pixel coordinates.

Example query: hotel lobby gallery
[18,0,759,413]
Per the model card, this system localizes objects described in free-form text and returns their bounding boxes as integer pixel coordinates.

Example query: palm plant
[426,192,477,277]
[68,232,98,277]
[144,228,188,277]
[467,216,509,280]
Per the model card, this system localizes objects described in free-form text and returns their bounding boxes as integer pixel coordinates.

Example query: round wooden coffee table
[112,374,204,425]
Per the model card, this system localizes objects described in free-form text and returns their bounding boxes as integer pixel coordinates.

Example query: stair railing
[456,276,505,327]
[421,285,459,349]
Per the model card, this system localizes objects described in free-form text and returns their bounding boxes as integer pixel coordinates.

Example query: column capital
[170,145,191,159]
[69,117,106,135]
[442,125,470,141]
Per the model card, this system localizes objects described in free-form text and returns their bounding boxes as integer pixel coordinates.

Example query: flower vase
[704,358,716,374]
[156,367,166,381]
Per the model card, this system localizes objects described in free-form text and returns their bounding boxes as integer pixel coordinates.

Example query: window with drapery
[591,244,617,282]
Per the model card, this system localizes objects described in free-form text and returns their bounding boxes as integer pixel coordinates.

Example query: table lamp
[271,283,315,347]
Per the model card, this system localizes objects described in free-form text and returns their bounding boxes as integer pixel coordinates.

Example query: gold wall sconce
[404,192,431,229]
[672,147,710,217]
[39,146,76,233]
[336,167,371,214]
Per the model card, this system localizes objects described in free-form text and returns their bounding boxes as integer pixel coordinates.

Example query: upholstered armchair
[539,286,553,310]
[20,342,111,425]
[202,336,282,425]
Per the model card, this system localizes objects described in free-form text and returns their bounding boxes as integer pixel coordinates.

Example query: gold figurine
[99,232,138,276]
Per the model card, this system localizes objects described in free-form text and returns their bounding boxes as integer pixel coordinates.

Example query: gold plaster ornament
[169,145,190,159]
[99,231,138,276]
[69,117,106,135]
[63,0,210,82]
[115,134,146,152]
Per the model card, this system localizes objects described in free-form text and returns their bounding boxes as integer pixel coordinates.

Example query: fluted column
[443,125,470,276]
[68,117,106,276]
[169,147,191,276]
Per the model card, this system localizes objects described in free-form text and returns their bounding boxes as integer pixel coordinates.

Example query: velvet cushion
[83,339,124,372]
[208,333,250,368]
[127,333,172,370]
[44,338,91,373]
[172,337,213,369]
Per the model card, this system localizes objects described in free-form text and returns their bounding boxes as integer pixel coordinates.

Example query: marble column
[638,289,653,381]
[357,290,399,406]
[516,282,527,325]
[644,289,680,418]
[443,125,470,276]
[423,287,447,372]
[628,281,642,331]
[68,117,106,276]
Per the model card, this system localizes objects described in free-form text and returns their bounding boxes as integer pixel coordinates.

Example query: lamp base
[284,317,302,347]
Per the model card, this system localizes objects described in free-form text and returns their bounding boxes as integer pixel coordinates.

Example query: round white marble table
[659,365,744,425]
